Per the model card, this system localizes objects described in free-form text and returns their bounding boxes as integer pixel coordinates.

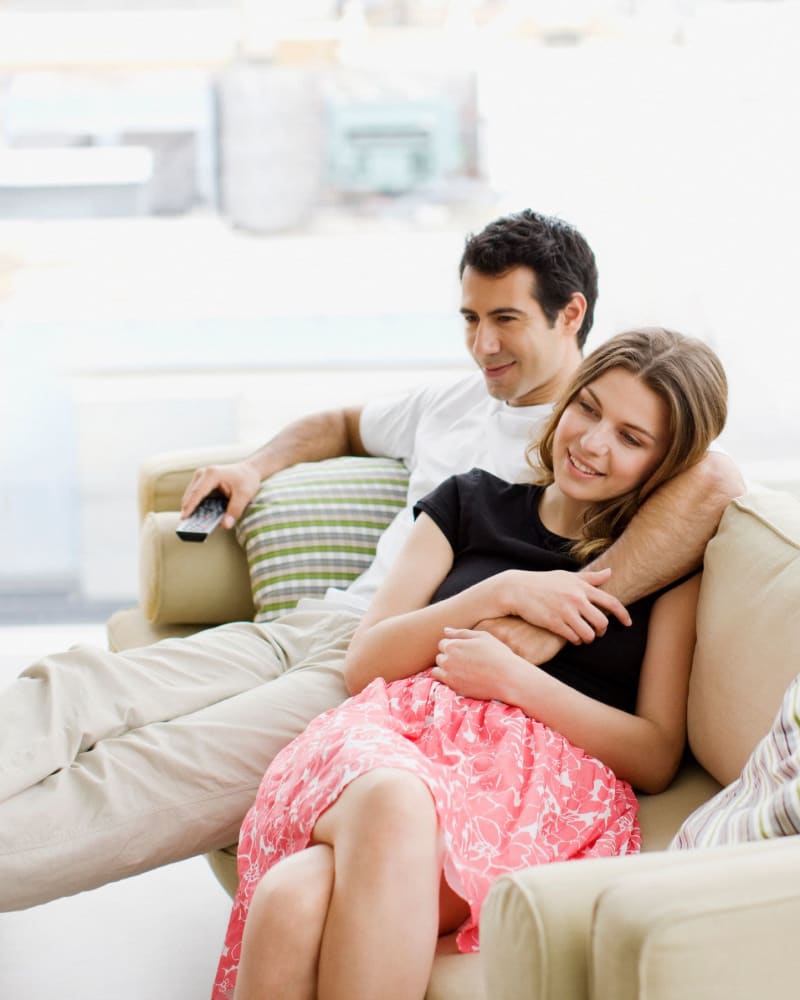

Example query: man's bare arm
[181,406,366,527]
[475,617,566,665]
[588,450,744,604]
[477,451,744,664]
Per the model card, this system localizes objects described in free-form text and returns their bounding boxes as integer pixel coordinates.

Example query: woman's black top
[414,468,665,713]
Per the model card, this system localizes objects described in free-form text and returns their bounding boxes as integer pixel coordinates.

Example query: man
[0,210,742,909]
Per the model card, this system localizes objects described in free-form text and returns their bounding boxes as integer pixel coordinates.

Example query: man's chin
[482,377,516,403]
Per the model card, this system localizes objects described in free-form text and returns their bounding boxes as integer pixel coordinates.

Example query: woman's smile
[567,450,604,478]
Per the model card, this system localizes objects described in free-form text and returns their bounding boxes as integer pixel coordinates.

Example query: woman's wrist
[489,570,520,619]
[473,572,515,621]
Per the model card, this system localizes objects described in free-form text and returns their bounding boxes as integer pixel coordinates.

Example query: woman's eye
[578,399,595,414]
[621,432,641,446]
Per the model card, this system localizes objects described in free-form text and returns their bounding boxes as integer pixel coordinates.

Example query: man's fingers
[221,495,246,528]
[589,589,631,626]
[180,475,207,516]
[577,571,631,627]
[181,467,222,510]
[180,464,256,525]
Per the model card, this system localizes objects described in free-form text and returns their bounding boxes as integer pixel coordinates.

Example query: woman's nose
[581,425,609,454]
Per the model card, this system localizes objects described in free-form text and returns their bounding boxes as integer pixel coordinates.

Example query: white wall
[478,3,800,464]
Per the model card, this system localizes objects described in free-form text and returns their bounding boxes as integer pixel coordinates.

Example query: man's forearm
[247,406,367,481]
[589,451,744,604]
[475,616,566,666]
[180,405,368,524]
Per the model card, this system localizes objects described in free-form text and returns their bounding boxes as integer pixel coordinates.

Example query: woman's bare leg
[233,845,334,1000]
[311,768,454,1000]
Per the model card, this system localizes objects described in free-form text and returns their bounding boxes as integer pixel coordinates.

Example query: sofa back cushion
[688,488,800,786]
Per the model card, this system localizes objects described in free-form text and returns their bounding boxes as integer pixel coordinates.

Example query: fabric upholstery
[687,489,800,785]
[635,759,721,850]
[139,511,254,625]
[481,837,800,1000]
[590,840,800,1000]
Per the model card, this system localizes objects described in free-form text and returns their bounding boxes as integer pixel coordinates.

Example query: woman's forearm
[503,660,681,793]
[344,576,507,694]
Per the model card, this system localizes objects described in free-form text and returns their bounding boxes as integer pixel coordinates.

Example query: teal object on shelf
[325,94,462,194]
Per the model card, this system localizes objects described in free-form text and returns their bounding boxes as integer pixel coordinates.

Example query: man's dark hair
[458,209,598,349]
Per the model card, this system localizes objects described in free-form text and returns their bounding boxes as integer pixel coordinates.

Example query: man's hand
[503,567,631,644]
[475,616,565,666]
[180,460,262,529]
[432,628,530,704]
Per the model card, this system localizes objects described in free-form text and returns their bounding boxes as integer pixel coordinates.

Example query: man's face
[460,265,582,407]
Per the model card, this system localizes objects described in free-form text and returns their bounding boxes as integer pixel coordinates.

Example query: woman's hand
[180,460,262,529]
[432,627,531,704]
[500,568,631,644]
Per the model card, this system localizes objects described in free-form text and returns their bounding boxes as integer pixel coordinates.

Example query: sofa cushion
[687,488,800,786]
[671,672,800,848]
[635,759,722,850]
[236,456,409,622]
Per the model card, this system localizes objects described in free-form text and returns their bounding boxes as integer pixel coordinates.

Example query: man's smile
[482,361,516,377]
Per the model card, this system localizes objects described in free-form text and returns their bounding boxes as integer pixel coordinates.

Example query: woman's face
[552,368,670,504]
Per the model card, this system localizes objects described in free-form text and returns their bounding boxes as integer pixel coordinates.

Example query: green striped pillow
[235,456,409,621]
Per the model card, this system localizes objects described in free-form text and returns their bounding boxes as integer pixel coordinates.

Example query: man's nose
[472,322,501,355]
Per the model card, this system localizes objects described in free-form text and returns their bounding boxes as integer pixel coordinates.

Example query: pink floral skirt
[211,671,640,999]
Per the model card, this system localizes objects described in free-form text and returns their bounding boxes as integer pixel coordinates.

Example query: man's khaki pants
[0,604,359,910]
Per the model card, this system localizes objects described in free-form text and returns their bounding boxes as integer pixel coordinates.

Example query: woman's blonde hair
[528,327,728,561]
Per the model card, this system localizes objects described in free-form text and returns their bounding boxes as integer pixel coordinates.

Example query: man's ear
[560,292,587,337]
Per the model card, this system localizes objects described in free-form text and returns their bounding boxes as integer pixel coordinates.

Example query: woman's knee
[248,846,334,936]
[315,768,439,849]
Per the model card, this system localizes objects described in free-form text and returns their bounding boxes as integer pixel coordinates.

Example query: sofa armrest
[140,511,254,626]
[480,837,800,1000]
[136,444,256,627]
[137,443,253,521]
[590,837,800,1000]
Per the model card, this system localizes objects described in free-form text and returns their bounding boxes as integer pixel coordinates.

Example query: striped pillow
[671,672,800,849]
[235,456,409,622]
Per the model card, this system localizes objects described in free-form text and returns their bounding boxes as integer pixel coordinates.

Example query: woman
[212,327,728,1000]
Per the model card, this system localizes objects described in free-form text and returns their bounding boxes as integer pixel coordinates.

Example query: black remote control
[176,488,229,542]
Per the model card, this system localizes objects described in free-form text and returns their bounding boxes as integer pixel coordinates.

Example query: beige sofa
[109,445,800,1000]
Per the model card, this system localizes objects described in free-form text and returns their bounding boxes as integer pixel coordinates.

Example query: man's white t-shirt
[321,373,553,612]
